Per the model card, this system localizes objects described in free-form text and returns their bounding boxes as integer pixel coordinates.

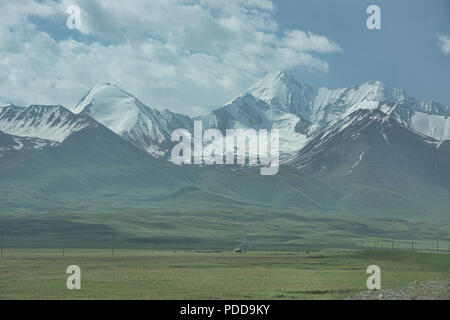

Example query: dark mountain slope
[285,104,450,217]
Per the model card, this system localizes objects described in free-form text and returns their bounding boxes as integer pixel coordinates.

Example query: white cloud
[282,30,342,53]
[438,35,450,55]
[0,0,342,115]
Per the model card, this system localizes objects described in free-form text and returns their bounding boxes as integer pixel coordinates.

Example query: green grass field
[0,249,448,299]
[1,206,449,252]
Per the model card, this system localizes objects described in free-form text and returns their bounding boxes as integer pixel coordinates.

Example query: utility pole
[437,240,439,254]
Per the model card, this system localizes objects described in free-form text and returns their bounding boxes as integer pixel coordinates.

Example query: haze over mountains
[1,70,449,218]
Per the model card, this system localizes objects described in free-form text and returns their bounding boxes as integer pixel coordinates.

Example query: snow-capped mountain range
[1,70,449,161]
[2,71,450,216]
[199,71,450,157]
[284,103,441,169]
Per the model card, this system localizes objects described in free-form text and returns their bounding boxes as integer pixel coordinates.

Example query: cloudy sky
[0,0,449,115]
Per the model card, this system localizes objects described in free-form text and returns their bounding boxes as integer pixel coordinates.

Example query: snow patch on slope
[12,138,23,150]
[0,105,94,142]
[352,151,365,169]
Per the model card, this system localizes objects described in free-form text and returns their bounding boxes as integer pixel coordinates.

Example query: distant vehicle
[233,248,246,253]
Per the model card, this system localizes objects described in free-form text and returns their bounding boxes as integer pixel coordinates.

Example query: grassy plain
[0,249,448,299]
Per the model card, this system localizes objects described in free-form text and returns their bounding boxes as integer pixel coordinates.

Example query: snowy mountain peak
[71,82,193,157]
[243,72,404,123]
[203,71,450,159]
[72,81,142,134]
[239,71,321,126]
[349,80,411,105]
[244,70,315,112]
[0,104,95,142]
[241,70,450,123]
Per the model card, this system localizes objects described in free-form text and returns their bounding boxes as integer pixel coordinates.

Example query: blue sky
[275,0,450,104]
[0,0,448,114]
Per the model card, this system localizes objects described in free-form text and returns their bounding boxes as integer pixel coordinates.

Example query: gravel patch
[347,279,450,300]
